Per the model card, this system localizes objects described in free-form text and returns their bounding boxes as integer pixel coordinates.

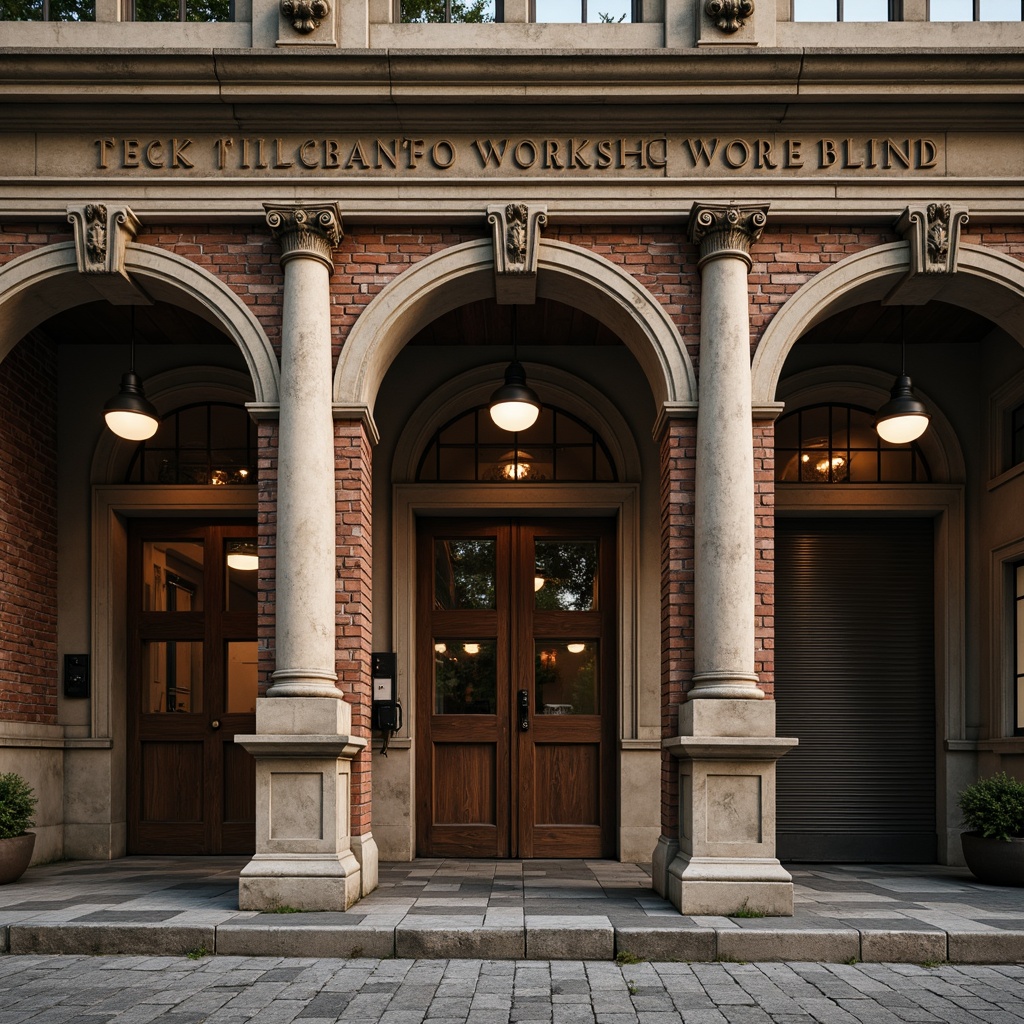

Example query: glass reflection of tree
[535,542,597,611]
[401,0,492,20]
[434,642,497,714]
[435,540,495,610]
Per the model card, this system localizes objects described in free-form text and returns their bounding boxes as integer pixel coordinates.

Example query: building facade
[2,0,1024,914]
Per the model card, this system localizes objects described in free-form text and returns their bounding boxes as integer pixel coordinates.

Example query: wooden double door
[416,518,617,858]
[127,520,258,855]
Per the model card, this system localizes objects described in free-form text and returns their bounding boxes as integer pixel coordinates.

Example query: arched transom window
[124,402,256,485]
[417,404,617,483]
[776,403,931,484]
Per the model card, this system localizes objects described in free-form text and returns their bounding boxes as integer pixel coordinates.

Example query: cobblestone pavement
[2,955,1024,1024]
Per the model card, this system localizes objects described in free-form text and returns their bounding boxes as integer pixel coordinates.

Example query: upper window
[124,402,255,485]
[533,0,633,21]
[793,0,895,19]
[130,0,232,19]
[930,0,1023,19]
[776,403,931,484]
[0,0,93,18]
[399,0,497,21]
[417,403,616,483]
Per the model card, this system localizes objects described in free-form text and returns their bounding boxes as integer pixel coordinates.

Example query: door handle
[210,720,221,730]
[518,689,530,732]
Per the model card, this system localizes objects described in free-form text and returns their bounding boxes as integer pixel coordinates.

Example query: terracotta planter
[0,832,35,885]
[961,831,1024,887]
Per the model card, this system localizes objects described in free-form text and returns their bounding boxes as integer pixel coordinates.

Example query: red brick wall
[0,334,58,724]
[257,418,278,695]
[335,418,374,836]
[754,422,775,698]
[660,417,696,837]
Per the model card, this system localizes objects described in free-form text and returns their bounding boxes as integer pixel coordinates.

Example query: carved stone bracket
[66,203,147,303]
[281,0,330,33]
[705,0,753,33]
[688,203,768,268]
[487,202,548,304]
[264,203,343,269]
[887,202,969,305]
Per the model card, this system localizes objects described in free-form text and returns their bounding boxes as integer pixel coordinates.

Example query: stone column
[662,204,796,916]
[237,203,368,912]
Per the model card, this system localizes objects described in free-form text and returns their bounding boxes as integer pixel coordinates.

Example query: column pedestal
[664,700,797,916]
[236,697,367,911]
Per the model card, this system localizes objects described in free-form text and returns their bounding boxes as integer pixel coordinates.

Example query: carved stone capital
[281,0,330,33]
[688,203,768,268]
[898,202,969,276]
[67,203,141,277]
[705,0,754,33]
[264,203,343,269]
[487,201,548,304]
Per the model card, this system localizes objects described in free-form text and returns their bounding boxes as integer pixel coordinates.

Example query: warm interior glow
[876,413,929,445]
[567,642,586,654]
[534,576,545,592]
[463,642,480,655]
[489,400,540,433]
[104,408,159,441]
[434,642,447,653]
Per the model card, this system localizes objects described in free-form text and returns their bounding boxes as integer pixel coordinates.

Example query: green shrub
[958,771,1024,842]
[0,773,37,839]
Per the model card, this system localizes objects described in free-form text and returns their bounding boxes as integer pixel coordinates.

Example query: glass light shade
[103,371,160,441]
[567,642,586,654]
[489,361,540,432]
[226,542,258,571]
[874,375,930,444]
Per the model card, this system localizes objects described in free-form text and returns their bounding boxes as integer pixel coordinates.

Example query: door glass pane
[142,541,204,611]
[434,639,497,714]
[226,641,258,714]
[535,541,598,610]
[142,641,203,713]
[225,540,258,611]
[535,641,599,715]
[435,540,496,609]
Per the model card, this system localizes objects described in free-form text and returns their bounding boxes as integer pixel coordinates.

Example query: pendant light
[874,307,929,445]
[103,307,160,441]
[226,540,258,571]
[489,305,540,433]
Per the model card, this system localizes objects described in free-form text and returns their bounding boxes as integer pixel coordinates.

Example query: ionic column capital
[264,203,343,269]
[688,203,769,269]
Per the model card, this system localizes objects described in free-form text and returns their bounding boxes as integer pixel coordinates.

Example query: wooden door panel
[533,743,601,825]
[141,741,204,822]
[434,743,497,823]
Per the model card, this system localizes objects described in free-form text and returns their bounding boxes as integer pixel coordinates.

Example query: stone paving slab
[0,858,1022,964]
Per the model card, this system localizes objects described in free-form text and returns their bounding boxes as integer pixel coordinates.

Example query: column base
[667,852,793,916]
[352,832,379,896]
[239,853,362,911]
[651,834,678,899]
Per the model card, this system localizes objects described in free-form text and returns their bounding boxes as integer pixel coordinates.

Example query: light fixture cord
[512,304,519,362]
[900,306,906,376]
[130,306,137,374]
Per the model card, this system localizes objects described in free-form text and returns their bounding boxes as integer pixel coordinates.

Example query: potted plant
[0,772,37,884]
[958,771,1024,886]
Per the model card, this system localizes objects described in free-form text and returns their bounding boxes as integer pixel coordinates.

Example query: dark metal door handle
[518,689,530,732]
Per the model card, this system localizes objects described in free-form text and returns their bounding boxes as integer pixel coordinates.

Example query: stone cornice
[3,49,1024,111]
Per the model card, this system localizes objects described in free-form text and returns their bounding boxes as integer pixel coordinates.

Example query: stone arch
[752,241,1024,406]
[0,241,279,404]
[333,238,695,416]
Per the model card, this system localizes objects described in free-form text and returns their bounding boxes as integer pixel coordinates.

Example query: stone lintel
[265,202,343,269]
[688,202,769,269]
[487,201,548,304]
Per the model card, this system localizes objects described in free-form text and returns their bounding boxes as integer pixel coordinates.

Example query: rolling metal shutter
[775,517,936,863]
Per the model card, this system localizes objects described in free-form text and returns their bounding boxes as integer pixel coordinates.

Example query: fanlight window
[416,404,616,483]
[124,402,256,485]
[776,403,931,484]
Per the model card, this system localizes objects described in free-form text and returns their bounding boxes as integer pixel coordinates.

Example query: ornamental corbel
[705,0,754,33]
[487,202,548,304]
[887,203,969,305]
[66,203,148,303]
[281,0,330,33]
